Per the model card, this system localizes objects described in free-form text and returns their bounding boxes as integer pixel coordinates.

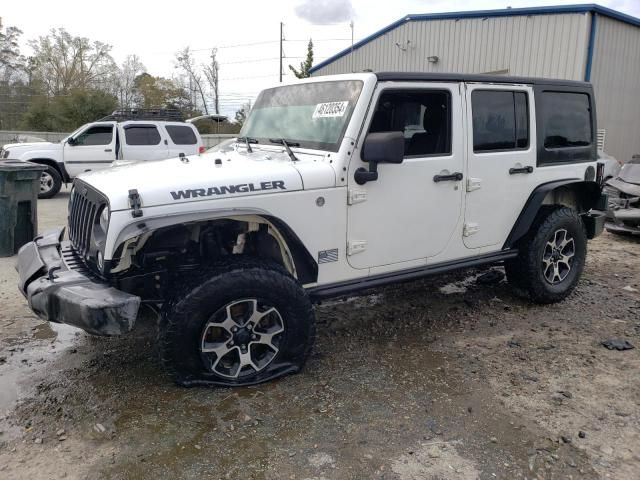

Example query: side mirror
[355,132,404,185]
[66,137,76,146]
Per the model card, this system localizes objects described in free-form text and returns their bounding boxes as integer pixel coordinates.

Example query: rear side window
[166,125,197,145]
[124,126,161,145]
[472,90,529,152]
[542,92,592,148]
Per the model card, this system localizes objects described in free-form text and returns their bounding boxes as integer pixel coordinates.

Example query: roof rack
[98,109,185,122]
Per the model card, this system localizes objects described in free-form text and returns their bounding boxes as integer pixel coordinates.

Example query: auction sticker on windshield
[313,101,349,118]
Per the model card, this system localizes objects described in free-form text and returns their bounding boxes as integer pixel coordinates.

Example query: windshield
[240,80,363,152]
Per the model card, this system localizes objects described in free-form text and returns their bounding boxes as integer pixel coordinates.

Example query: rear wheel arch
[504,179,601,249]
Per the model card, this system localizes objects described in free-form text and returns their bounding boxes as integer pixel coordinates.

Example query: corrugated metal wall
[590,15,640,161]
[312,13,591,80]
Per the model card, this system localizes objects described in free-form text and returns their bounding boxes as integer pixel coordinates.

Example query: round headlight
[99,205,110,231]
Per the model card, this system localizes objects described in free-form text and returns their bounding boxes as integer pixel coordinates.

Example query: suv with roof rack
[0,109,205,199]
[17,73,607,387]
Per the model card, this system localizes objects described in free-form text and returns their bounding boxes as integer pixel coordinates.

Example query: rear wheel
[506,207,587,304]
[159,257,316,387]
[38,165,62,199]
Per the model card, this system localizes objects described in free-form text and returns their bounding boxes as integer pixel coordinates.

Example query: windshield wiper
[237,136,258,153]
[269,138,299,162]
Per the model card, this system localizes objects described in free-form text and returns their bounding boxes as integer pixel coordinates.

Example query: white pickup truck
[1,112,205,198]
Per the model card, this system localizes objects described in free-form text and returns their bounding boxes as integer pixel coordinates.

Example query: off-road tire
[158,257,316,387]
[38,165,62,199]
[505,206,587,304]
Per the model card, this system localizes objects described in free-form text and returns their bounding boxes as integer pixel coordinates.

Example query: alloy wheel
[200,298,284,379]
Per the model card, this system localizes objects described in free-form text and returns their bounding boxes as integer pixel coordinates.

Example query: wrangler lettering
[170,180,286,201]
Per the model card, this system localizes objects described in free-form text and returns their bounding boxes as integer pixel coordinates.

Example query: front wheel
[159,258,316,387]
[506,207,587,304]
[38,165,62,199]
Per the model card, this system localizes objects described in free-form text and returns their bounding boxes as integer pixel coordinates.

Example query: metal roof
[374,72,592,87]
[310,4,640,74]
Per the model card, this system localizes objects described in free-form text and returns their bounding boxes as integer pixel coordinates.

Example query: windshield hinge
[128,189,143,218]
[347,188,367,205]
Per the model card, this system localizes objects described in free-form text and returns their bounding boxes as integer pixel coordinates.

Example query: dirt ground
[0,188,638,480]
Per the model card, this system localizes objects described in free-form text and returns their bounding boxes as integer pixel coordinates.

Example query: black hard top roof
[375,72,591,88]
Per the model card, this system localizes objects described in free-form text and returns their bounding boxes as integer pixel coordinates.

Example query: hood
[2,141,62,154]
[79,148,335,211]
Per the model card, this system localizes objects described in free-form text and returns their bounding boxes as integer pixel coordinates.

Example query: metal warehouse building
[310,4,640,162]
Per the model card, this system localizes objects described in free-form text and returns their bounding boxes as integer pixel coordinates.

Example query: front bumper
[17,228,140,336]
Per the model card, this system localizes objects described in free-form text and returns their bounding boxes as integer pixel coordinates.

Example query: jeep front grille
[68,181,105,257]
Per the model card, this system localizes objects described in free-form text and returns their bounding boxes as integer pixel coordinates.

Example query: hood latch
[128,189,143,218]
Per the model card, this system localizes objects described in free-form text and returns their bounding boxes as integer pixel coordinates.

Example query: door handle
[104,148,113,152]
[509,166,533,175]
[433,172,463,182]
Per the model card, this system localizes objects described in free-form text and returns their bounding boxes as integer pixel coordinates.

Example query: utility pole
[279,22,283,82]
[350,20,354,73]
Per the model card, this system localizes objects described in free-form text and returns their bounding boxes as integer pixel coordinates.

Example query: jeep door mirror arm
[354,131,404,185]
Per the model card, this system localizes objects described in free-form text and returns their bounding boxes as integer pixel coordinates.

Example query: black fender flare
[503,179,602,249]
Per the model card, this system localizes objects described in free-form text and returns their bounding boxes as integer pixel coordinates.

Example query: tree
[133,73,191,112]
[234,101,251,128]
[0,24,26,83]
[203,48,220,114]
[289,39,313,79]
[28,28,117,96]
[175,47,208,114]
[116,55,146,109]
[21,89,118,131]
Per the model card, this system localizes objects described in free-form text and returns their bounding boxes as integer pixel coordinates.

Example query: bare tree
[116,55,146,108]
[0,24,26,83]
[175,47,208,114]
[203,48,220,114]
[29,28,117,96]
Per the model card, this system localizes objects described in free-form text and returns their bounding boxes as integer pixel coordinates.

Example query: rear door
[120,123,169,161]
[63,122,117,177]
[163,123,201,157]
[463,83,537,249]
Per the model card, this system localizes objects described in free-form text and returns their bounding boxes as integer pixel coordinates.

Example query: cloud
[294,0,355,24]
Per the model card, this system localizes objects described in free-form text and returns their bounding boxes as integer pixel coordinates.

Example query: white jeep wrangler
[1,110,205,199]
[17,73,607,386]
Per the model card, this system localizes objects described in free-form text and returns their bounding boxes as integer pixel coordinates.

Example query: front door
[347,83,465,270]
[463,84,537,249]
[64,122,117,177]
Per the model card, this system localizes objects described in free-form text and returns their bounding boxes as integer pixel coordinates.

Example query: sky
[2,0,640,118]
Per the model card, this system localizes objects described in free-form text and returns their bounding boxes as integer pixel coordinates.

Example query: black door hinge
[128,189,143,218]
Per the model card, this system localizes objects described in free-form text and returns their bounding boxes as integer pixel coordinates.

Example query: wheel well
[28,159,67,181]
[112,215,318,286]
[504,180,602,249]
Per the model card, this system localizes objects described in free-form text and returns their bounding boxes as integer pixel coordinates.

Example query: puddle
[0,322,80,415]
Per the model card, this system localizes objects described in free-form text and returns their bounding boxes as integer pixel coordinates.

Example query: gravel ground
[0,189,638,479]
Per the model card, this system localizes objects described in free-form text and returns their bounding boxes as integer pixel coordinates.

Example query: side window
[472,90,529,152]
[74,126,113,146]
[124,126,162,146]
[542,92,592,149]
[165,125,198,145]
[369,90,451,157]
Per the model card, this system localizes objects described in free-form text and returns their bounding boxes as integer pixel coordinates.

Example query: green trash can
[0,160,45,257]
